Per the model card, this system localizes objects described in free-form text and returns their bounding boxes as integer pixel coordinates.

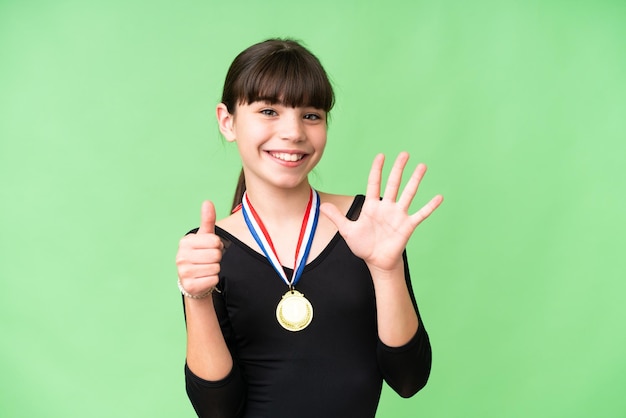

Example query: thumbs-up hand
[176,201,224,298]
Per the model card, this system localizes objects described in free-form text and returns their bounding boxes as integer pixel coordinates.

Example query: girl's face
[218,100,328,191]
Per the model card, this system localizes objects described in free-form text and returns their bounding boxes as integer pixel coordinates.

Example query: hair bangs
[236,48,334,112]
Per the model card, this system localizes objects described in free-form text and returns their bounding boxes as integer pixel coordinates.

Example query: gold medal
[241,189,319,332]
[276,290,313,332]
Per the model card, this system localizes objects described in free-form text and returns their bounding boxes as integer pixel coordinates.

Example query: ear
[216,103,236,142]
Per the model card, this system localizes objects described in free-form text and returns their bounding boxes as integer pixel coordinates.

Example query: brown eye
[304,113,322,121]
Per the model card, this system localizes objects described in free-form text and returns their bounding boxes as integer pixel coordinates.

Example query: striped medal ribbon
[241,188,320,331]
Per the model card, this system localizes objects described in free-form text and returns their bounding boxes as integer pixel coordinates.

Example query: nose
[278,112,305,142]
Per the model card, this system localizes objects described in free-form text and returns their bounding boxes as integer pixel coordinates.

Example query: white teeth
[270,152,304,162]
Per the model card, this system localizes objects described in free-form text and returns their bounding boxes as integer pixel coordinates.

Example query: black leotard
[183,195,431,417]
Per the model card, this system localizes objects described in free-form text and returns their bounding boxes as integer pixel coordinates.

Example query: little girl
[176,38,443,417]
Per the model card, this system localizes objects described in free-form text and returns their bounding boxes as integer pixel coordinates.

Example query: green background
[1,0,625,417]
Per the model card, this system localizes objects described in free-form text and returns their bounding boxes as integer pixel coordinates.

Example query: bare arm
[320,152,443,346]
[176,201,232,379]
[369,262,418,346]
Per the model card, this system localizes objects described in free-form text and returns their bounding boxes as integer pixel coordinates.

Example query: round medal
[276,290,313,332]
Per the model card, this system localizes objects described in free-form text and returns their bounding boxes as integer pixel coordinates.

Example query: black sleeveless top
[184,195,431,418]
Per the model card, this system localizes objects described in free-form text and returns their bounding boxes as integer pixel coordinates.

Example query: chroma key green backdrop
[1,1,625,417]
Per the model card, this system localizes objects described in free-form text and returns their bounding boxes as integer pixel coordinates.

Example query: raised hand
[320,152,443,274]
[176,201,223,297]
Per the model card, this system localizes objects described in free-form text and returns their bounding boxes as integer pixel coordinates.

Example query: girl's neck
[244,181,313,223]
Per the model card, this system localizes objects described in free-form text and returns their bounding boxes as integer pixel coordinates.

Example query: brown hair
[221,38,335,211]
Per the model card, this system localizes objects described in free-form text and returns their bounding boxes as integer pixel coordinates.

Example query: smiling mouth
[268,152,305,162]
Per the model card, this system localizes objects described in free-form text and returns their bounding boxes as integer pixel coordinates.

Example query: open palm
[321,152,443,273]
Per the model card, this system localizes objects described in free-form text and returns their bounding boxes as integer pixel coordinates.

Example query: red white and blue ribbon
[241,189,320,288]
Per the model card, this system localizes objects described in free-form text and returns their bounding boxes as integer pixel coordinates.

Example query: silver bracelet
[177,278,215,299]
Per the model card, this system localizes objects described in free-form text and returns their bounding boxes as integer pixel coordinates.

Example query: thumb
[320,202,350,233]
[198,200,216,234]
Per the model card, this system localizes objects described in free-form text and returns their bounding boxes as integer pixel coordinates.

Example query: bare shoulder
[318,192,358,216]
[216,210,246,235]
